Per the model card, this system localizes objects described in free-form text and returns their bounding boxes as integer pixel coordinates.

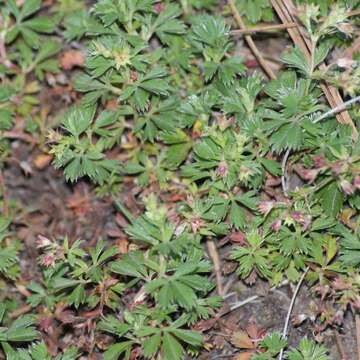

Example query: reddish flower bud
[295,164,319,182]
[291,212,311,230]
[270,219,282,232]
[36,235,52,248]
[312,155,327,168]
[330,161,344,175]
[291,211,303,222]
[41,254,56,267]
[229,231,246,245]
[258,201,275,216]
[216,161,228,178]
[340,179,354,195]
[130,70,138,81]
[153,2,165,13]
[353,176,360,190]
[190,218,205,233]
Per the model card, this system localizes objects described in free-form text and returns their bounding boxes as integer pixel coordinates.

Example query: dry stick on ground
[227,0,276,80]
[334,330,349,360]
[207,238,224,296]
[356,314,360,360]
[281,148,291,195]
[278,268,309,360]
[230,22,297,35]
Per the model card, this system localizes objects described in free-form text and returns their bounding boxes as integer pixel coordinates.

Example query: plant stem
[313,95,360,123]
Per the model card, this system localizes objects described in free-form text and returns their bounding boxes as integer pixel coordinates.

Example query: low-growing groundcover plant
[0,0,360,359]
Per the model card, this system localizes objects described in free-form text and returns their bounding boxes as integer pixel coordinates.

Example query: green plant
[0,216,19,280]
[0,304,39,356]
[98,310,202,360]
[1,0,360,358]
[252,334,330,360]
[3,341,79,360]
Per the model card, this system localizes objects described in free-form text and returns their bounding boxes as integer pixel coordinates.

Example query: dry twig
[334,330,349,360]
[227,0,276,80]
[313,95,360,123]
[230,22,297,35]
[207,239,224,296]
[278,268,309,360]
[281,149,291,196]
[356,314,360,360]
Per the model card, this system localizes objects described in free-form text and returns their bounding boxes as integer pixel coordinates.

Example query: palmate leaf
[281,46,310,76]
[138,67,170,96]
[93,0,154,27]
[287,338,330,360]
[62,105,96,137]
[143,332,162,357]
[142,327,202,360]
[110,252,150,279]
[61,152,120,184]
[91,0,124,27]
[256,332,287,357]
[0,314,39,343]
[103,341,134,360]
[270,122,304,152]
[340,230,360,267]
[141,3,185,41]
[161,129,192,169]
[236,0,274,24]
[97,316,131,337]
[204,56,245,86]
[162,332,184,360]
[230,230,272,278]
[5,0,56,48]
[190,14,230,48]
[318,182,344,218]
[51,104,121,184]
[0,246,18,275]
[1,341,79,360]
[148,263,213,309]
[134,97,181,141]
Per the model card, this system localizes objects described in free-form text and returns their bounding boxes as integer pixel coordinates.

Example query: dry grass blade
[230,22,297,35]
[207,238,224,296]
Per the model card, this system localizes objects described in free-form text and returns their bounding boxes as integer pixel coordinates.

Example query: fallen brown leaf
[33,153,53,170]
[115,237,129,254]
[230,330,255,350]
[234,352,253,360]
[60,50,85,70]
